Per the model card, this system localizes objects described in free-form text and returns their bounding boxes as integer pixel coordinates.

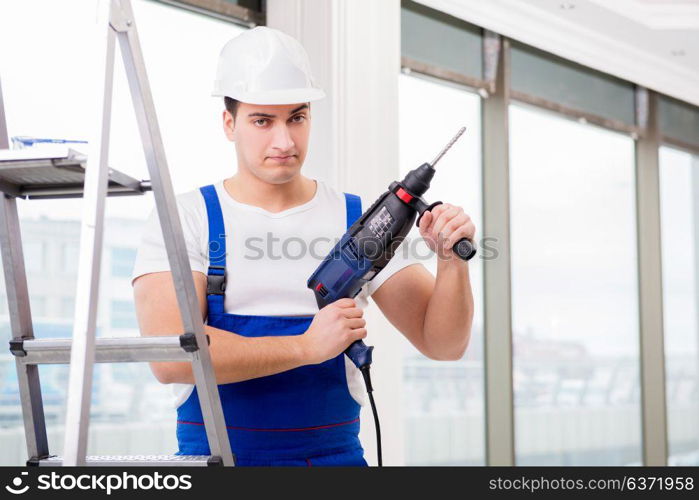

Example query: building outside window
[110,300,137,330]
[23,241,45,274]
[0,0,696,468]
[111,247,138,279]
[510,104,641,465]
[60,243,79,275]
[398,72,485,465]
[659,147,699,466]
[59,297,75,319]
[0,0,248,464]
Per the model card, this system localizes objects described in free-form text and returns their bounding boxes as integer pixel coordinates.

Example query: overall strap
[199,185,226,315]
[343,192,362,230]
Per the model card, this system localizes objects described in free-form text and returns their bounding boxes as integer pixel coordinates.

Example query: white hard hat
[212,26,325,105]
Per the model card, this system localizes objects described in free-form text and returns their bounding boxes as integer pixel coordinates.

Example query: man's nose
[272,122,295,153]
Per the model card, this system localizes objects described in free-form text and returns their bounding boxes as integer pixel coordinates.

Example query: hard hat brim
[211,87,325,105]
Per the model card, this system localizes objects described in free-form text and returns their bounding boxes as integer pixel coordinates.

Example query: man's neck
[223,171,317,214]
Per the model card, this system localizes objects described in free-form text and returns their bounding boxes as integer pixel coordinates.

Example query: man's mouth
[268,155,295,162]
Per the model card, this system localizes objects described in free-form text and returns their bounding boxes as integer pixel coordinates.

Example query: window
[60,297,75,319]
[30,296,47,319]
[398,72,485,465]
[0,0,248,464]
[23,241,45,274]
[60,243,79,274]
[510,104,641,465]
[110,300,137,330]
[659,147,699,466]
[111,247,137,278]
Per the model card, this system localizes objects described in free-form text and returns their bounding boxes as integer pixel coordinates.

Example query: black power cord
[359,366,382,467]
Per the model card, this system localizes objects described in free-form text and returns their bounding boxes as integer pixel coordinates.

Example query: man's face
[223,102,311,185]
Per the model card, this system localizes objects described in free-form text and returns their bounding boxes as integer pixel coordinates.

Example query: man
[131,27,475,466]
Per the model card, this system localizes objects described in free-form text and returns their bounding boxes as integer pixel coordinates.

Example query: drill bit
[430,127,466,167]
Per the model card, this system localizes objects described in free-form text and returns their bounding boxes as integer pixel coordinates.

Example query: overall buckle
[207,265,227,295]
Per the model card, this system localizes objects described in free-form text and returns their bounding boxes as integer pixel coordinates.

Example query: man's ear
[223,110,235,142]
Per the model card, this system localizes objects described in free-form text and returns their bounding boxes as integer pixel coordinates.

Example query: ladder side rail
[0,195,49,462]
[0,71,50,464]
[115,0,234,465]
[61,0,117,466]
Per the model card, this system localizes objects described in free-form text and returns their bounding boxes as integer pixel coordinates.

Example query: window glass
[659,146,699,466]
[0,0,245,464]
[23,241,45,274]
[398,72,484,465]
[510,103,641,465]
[60,297,75,319]
[61,242,79,275]
[110,300,137,330]
[111,247,138,279]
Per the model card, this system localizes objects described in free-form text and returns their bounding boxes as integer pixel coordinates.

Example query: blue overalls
[175,184,367,466]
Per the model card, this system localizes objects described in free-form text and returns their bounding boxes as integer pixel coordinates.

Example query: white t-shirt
[131,178,420,408]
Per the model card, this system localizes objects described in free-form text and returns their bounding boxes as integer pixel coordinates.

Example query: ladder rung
[0,147,151,199]
[31,455,222,466]
[15,336,193,365]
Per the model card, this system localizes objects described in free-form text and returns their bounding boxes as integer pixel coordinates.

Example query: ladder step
[13,336,194,364]
[31,455,222,466]
[0,147,151,199]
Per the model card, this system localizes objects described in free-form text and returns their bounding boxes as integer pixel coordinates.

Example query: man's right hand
[299,298,367,364]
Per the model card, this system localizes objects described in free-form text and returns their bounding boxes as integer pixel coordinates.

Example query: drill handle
[415,201,477,261]
[345,340,374,369]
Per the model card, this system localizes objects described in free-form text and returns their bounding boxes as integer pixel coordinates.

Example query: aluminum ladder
[0,0,234,466]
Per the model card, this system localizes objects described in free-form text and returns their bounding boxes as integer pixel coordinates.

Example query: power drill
[307,127,475,367]
[306,128,474,466]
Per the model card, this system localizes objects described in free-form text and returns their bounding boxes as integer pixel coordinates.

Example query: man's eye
[254,119,268,126]
[291,115,306,123]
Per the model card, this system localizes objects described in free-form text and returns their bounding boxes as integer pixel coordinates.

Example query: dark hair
[224,97,312,123]
[224,96,240,121]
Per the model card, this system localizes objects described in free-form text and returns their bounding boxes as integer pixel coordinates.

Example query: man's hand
[418,203,476,260]
[299,298,367,364]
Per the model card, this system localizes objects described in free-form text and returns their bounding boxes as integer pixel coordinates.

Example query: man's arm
[371,260,473,360]
[371,202,476,361]
[133,271,366,385]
